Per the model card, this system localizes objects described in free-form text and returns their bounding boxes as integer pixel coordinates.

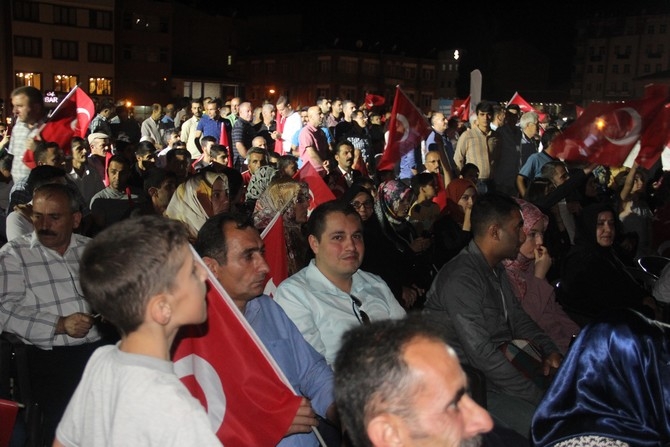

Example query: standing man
[425,112,456,182]
[297,106,329,174]
[195,99,231,150]
[325,141,362,198]
[140,104,163,146]
[88,100,114,137]
[253,103,277,150]
[334,100,356,143]
[159,103,176,147]
[8,86,47,184]
[325,98,343,137]
[424,193,562,437]
[454,102,499,190]
[275,201,406,365]
[334,318,493,447]
[0,183,105,443]
[196,213,339,447]
[227,97,241,127]
[80,132,111,205]
[231,101,255,170]
[494,110,538,196]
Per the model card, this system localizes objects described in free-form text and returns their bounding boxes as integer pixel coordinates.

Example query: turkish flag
[636,103,670,169]
[40,85,95,155]
[547,93,668,167]
[298,161,336,210]
[451,95,471,122]
[172,251,301,446]
[507,91,548,123]
[377,87,431,172]
[260,213,289,297]
[365,93,386,109]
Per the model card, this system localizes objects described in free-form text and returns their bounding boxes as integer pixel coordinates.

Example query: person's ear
[367,414,403,447]
[202,256,220,275]
[148,186,159,198]
[72,211,82,230]
[148,294,172,326]
[489,223,500,241]
[308,234,319,255]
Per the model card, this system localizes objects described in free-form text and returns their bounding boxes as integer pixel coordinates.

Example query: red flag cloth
[451,95,471,122]
[172,254,301,447]
[507,91,535,113]
[298,161,336,210]
[219,121,233,168]
[637,103,670,169]
[364,93,386,109]
[40,86,95,155]
[547,94,668,167]
[260,214,288,297]
[377,87,432,172]
[576,105,585,118]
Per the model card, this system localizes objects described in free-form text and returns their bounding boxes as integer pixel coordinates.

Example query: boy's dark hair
[460,163,480,177]
[135,141,157,157]
[306,200,361,241]
[410,172,437,195]
[33,141,60,164]
[143,168,177,196]
[475,101,493,114]
[79,216,191,335]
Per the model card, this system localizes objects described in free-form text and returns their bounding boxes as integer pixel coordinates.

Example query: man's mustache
[38,230,57,236]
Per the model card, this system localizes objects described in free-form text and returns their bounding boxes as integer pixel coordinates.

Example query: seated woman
[531,309,670,447]
[558,202,659,324]
[503,199,580,354]
[253,177,311,276]
[409,172,440,235]
[164,169,230,240]
[431,178,476,269]
[244,165,278,213]
[341,183,375,224]
[361,179,435,310]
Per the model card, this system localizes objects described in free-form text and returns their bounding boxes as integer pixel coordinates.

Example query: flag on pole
[219,121,233,168]
[547,93,668,167]
[297,161,335,210]
[451,95,471,122]
[40,85,95,155]
[377,86,431,172]
[364,93,386,109]
[636,102,670,169]
[172,251,302,446]
[507,91,548,123]
[260,213,289,297]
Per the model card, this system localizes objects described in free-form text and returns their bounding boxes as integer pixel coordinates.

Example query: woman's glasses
[350,294,370,325]
[351,200,374,210]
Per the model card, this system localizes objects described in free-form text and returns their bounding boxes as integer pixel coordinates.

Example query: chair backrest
[0,399,19,447]
[625,266,657,294]
[637,256,670,279]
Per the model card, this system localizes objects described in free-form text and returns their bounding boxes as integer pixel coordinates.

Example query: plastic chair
[637,256,670,279]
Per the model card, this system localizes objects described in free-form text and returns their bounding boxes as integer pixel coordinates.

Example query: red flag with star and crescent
[296,161,335,211]
[451,95,471,122]
[548,89,668,167]
[40,85,95,155]
[260,213,289,297]
[172,250,301,446]
[364,93,386,109]
[377,86,432,172]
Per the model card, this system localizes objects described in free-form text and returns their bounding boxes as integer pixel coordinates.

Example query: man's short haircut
[461,163,480,178]
[475,101,493,114]
[143,168,177,196]
[166,148,191,164]
[191,98,203,106]
[71,136,86,150]
[135,140,157,157]
[79,216,191,336]
[151,103,162,114]
[0,151,13,171]
[11,86,43,108]
[97,100,114,113]
[519,111,538,129]
[209,98,222,108]
[200,135,217,147]
[316,96,329,105]
[195,212,255,264]
[506,104,521,113]
[470,192,521,238]
[33,141,60,164]
[209,144,228,159]
[107,154,129,170]
[25,165,67,196]
[246,147,268,162]
[33,182,79,213]
[172,141,187,151]
[334,140,354,157]
[305,200,362,241]
[541,127,561,151]
[334,317,448,447]
[540,160,567,180]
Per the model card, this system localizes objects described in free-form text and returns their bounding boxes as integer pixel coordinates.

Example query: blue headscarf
[531,309,670,446]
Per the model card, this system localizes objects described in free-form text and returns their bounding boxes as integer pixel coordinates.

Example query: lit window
[89,77,112,96]
[14,72,42,89]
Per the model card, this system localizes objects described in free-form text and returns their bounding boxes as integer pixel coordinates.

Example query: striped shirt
[0,232,100,349]
[8,120,43,183]
[454,126,498,180]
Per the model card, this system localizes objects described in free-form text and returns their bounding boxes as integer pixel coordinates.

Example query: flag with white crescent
[40,85,95,155]
[172,249,301,446]
[377,86,431,172]
[548,92,668,167]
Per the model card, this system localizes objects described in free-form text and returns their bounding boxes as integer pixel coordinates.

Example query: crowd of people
[1,84,670,446]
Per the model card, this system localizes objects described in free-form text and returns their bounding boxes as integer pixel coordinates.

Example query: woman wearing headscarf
[361,179,434,310]
[245,165,278,212]
[558,202,658,324]
[253,177,311,275]
[164,170,230,241]
[503,199,580,354]
[432,178,477,269]
[531,309,670,447]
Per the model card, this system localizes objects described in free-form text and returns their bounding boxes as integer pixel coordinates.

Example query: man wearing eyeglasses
[274,200,406,366]
[196,213,339,446]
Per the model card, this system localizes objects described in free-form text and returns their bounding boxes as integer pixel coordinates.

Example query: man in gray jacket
[424,192,562,439]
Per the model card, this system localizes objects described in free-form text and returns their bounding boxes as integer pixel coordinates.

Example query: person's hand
[57,313,94,338]
[322,159,330,174]
[285,397,317,436]
[583,163,598,175]
[534,245,552,280]
[401,286,423,309]
[542,352,563,376]
[410,236,431,253]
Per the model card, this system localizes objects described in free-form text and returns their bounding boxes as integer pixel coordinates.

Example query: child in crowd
[54,215,222,446]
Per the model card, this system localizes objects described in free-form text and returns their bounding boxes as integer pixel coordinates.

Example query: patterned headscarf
[444,178,476,225]
[246,165,278,202]
[375,179,414,226]
[503,198,549,299]
[165,171,229,238]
